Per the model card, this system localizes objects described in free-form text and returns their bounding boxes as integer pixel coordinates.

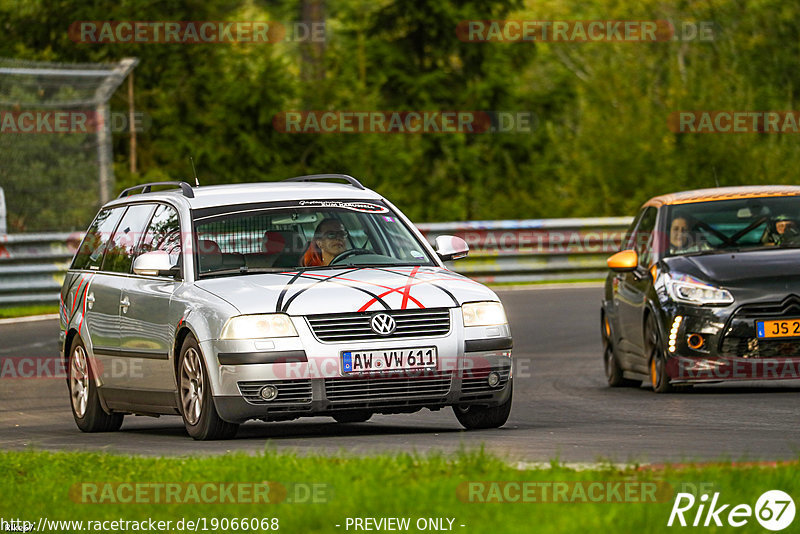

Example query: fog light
[259,385,279,401]
[487,372,500,387]
[687,333,705,350]
[669,316,683,353]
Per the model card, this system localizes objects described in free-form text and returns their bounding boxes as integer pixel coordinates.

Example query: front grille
[720,295,800,358]
[324,372,452,406]
[460,366,511,400]
[307,309,451,342]
[238,379,313,406]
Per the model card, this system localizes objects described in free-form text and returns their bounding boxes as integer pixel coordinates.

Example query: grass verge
[0,304,58,319]
[1,449,798,533]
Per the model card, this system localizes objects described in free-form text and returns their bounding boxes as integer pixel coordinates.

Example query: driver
[764,214,799,246]
[669,215,709,254]
[301,218,350,266]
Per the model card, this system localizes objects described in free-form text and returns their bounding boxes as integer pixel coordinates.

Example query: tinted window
[71,208,125,271]
[103,204,156,273]
[139,204,182,262]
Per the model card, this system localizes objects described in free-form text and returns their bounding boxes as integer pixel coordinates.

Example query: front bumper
[203,311,513,423]
[663,297,800,383]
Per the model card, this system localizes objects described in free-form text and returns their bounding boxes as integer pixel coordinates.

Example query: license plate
[341,347,437,374]
[756,318,800,339]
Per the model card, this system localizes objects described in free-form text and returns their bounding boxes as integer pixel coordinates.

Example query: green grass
[1,449,797,533]
[0,304,58,319]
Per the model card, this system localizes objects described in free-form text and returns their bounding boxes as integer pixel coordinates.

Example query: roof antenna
[190,156,199,187]
[713,166,720,188]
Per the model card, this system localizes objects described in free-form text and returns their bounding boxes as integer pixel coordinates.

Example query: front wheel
[453,384,512,429]
[178,335,239,440]
[645,314,674,393]
[68,336,123,432]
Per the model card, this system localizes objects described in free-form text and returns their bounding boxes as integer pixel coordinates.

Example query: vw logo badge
[370,313,397,335]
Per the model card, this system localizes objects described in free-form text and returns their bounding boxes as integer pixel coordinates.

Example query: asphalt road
[2,286,800,463]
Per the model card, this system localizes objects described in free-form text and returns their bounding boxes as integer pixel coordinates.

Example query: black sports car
[602,185,800,392]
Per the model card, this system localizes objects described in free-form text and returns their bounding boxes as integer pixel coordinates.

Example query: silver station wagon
[60,175,513,439]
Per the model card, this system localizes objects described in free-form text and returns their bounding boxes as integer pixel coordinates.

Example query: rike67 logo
[668,490,795,531]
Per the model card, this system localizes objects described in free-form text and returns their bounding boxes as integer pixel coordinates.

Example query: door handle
[86,293,95,310]
[120,296,130,313]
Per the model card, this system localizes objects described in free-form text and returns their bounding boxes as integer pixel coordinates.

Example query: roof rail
[118,181,195,199]
[283,174,365,190]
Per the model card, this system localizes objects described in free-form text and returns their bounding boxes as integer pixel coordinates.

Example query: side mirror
[607,249,638,272]
[434,235,469,261]
[133,251,180,277]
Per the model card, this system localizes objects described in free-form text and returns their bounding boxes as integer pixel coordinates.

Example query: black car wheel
[178,335,239,440]
[602,313,638,387]
[645,314,674,393]
[332,411,373,423]
[453,383,512,429]
[68,336,124,432]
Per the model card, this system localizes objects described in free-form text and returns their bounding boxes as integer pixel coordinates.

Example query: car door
[614,206,658,369]
[70,206,127,367]
[95,203,156,389]
[119,203,183,392]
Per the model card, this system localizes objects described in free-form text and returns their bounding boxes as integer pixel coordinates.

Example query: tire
[332,411,373,423]
[453,383,512,430]
[645,314,675,393]
[68,336,123,432]
[178,335,239,440]
[602,313,639,387]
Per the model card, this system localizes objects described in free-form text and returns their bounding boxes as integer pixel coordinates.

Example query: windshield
[664,196,800,257]
[192,200,435,277]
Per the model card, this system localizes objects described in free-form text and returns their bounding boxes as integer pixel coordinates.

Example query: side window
[139,204,182,260]
[71,207,125,271]
[103,204,156,274]
[623,209,646,251]
[633,207,658,267]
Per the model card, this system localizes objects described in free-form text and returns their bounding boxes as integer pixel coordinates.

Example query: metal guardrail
[417,217,632,284]
[0,217,633,307]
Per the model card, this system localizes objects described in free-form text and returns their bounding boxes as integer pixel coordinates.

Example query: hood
[664,248,800,285]
[195,266,497,316]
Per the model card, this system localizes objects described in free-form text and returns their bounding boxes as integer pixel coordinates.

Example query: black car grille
[237,379,313,407]
[459,365,512,400]
[307,309,451,342]
[720,295,800,358]
[324,372,452,407]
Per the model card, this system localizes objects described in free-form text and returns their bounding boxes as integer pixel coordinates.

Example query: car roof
[105,181,384,210]
[643,185,800,208]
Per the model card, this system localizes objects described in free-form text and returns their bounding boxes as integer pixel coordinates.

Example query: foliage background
[1,0,798,231]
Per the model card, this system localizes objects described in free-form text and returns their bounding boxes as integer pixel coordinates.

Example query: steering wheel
[329,248,371,265]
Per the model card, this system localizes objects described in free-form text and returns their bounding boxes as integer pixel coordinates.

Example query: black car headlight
[664,272,733,306]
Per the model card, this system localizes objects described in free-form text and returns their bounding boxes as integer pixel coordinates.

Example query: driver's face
[776,220,796,235]
[670,217,689,249]
[315,222,348,263]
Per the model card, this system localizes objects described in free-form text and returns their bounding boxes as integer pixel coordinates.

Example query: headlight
[664,273,733,306]
[220,314,298,339]
[462,301,508,327]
